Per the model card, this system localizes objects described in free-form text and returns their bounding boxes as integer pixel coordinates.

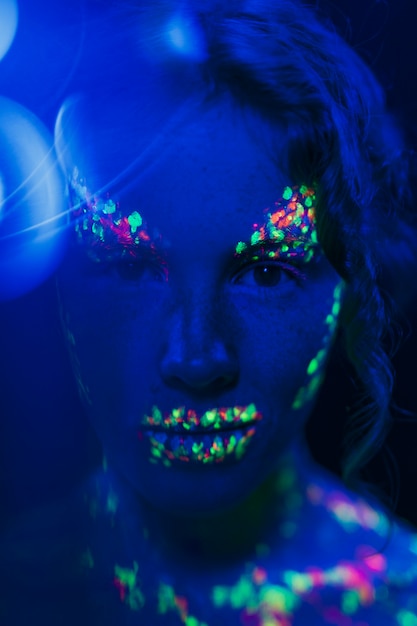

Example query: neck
[119,441,315,574]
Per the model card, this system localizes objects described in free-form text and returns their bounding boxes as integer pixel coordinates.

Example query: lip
[141,403,262,433]
[139,423,259,466]
[139,403,263,466]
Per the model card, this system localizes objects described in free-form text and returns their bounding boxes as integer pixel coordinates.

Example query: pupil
[254,265,281,287]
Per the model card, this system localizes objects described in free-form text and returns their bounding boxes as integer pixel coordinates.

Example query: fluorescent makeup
[79,468,417,623]
[306,483,389,536]
[113,561,145,611]
[68,167,167,275]
[158,583,208,626]
[139,404,263,466]
[235,185,320,263]
[292,281,344,410]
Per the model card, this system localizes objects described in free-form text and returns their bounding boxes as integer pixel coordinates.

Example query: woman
[3,0,417,624]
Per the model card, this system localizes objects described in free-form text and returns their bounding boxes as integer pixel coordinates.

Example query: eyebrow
[235,232,319,253]
[234,185,320,258]
[70,172,320,264]
[234,237,321,267]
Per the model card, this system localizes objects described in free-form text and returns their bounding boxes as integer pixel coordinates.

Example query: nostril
[160,354,239,394]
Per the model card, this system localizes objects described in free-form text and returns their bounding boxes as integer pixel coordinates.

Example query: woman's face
[57,95,342,516]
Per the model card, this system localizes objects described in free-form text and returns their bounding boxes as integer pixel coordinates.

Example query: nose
[159,293,239,395]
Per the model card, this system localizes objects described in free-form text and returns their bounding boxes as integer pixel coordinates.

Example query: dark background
[0,0,416,528]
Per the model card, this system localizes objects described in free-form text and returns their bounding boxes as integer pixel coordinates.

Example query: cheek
[57,273,167,433]
[233,280,344,411]
[291,281,343,410]
[57,260,343,432]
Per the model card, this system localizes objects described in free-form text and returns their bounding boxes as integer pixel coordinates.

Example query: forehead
[132,104,287,233]
[61,90,295,251]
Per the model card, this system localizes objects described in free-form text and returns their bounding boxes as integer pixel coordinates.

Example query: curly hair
[68,0,416,493]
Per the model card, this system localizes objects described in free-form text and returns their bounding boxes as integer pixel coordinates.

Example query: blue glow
[0,0,18,61]
[168,26,186,51]
[0,97,67,300]
[165,15,207,61]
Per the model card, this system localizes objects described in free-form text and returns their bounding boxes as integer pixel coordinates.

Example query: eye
[237,264,283,288]
[234,260,305,289]
[115,257,167,282]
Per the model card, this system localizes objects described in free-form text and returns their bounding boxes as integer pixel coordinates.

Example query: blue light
[167,25,187,52]
[0,97,67,300]
[0,0,18,61]
[164,14,207,61]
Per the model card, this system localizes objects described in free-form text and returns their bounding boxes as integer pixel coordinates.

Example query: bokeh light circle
[0,0,18,61]
[0,97,67,300]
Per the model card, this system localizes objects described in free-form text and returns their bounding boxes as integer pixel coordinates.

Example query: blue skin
[57,92,341,562]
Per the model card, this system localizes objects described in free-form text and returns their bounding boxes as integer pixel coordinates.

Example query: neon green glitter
[145,404,261,431]
[158,583,208,626]
[103,199,116,214]
[192,441,204,454]
[306,357,319,377]
[234,185,320,272]
[283,571,313,594]
[114,563,137,588]
[229,576,255,609]
[158,584,176,614]
[236,241,247,254]
[260,585,297,613]
[127,210,143,232]
[398,610,417,626]
[251,231,262,245]
[114,561,145,611]
[152,406,163,424]
[332,300,341,317]
[144,426,257,465]
[342,589,361,614]
[292,282,343,410]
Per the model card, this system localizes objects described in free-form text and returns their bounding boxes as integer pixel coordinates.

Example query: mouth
[141,403,262,432]
[139,404,262,466]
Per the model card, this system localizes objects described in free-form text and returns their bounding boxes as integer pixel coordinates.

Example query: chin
[119,452,274,518]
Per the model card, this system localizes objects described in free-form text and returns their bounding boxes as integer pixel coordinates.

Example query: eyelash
[233,256,307,290]
[84,244,308,289]
[85,246,168,282]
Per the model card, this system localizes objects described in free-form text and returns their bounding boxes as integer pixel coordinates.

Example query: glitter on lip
[141,403,262,433]
[141,424,259,465]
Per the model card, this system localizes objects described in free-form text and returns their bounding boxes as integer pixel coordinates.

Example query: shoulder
[302,467,417,616]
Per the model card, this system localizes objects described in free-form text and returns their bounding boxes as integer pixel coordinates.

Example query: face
[57,93,342,516]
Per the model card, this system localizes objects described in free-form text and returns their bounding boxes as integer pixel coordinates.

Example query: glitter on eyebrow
[68,167,160,254]
[235,185,320,263]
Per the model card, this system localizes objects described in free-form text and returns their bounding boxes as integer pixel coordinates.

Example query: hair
[67,0,416,494]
